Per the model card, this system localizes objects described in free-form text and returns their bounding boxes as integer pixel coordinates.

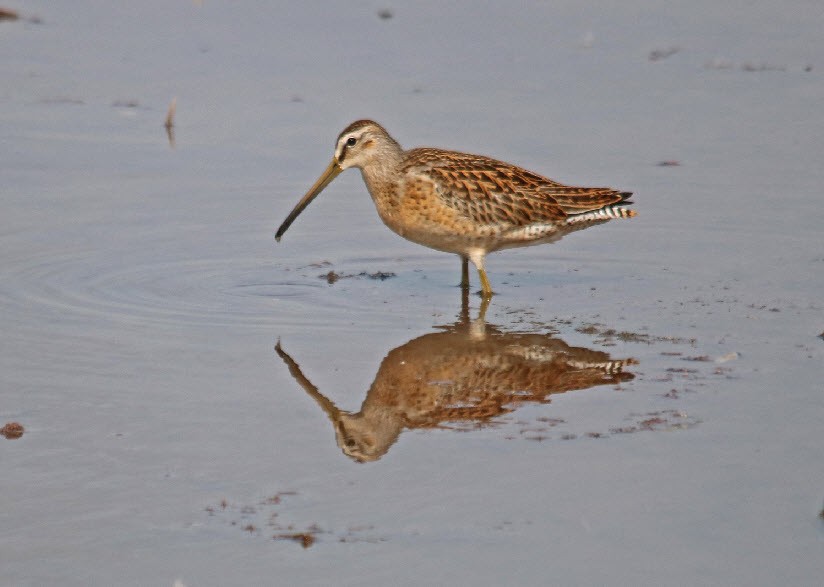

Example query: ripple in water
[0,251,330,330]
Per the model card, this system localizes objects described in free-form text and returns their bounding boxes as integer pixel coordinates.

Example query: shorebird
[275,120,635,296]
[275,298,636,462]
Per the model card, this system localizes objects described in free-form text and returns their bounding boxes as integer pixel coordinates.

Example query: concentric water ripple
[0,251,337,330]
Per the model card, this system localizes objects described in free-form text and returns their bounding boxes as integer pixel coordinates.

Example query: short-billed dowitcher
[275,120,635,296]
[275,302,636,462]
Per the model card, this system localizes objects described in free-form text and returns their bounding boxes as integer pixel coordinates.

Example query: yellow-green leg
[477,267,493,298]
[467,251,493,297]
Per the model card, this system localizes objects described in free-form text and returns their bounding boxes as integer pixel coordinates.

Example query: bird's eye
[346,137,357,146]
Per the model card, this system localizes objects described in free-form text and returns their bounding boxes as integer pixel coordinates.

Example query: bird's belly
[376,208,567,256]
[378,211,470,253]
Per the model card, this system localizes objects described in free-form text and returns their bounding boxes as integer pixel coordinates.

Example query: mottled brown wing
[406,148,629,227]
[535,184,633,214]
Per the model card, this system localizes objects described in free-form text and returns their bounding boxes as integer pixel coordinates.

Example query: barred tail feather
[566,203,637,225]
[567,357,639,374]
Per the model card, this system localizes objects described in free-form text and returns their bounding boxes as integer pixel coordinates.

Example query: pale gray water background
[2,1,823,585]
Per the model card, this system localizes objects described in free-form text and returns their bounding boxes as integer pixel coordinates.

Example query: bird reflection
[276,298,636,462]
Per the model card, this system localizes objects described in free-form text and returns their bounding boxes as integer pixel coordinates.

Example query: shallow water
[2,2,823,585]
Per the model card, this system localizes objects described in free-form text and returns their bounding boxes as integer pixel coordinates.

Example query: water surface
[2,2,822,585]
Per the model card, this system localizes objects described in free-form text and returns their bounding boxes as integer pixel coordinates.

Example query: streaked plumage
[276,120,635,296]
[275,305,636,462]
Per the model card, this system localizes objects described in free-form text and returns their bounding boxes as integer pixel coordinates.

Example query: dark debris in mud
[321,270,396,284]
[610,410,700,434]
[575,322,696,346]
[1,422,24,439]
[649,47,680,62]
[0,7,41,22]
[112,99,140,108]
[501,407,700,442]
[275,531,316,548]
[206,491,384,547]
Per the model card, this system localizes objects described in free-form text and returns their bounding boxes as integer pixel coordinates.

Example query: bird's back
[403,148,632,227]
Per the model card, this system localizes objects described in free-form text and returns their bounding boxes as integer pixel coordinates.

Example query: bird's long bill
[275,159,342,241]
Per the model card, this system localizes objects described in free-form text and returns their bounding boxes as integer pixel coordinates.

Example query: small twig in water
[164,97,177,147]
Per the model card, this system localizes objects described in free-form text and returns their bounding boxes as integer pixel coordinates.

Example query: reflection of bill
[275,305,636,463]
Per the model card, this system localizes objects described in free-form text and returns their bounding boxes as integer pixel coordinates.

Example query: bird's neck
[360,146,404,198]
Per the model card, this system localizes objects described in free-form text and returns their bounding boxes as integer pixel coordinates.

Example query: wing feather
[405,148,632,227]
